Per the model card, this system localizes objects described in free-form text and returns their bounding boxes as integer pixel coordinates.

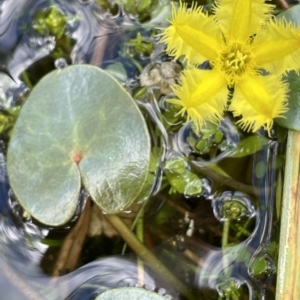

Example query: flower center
[218,43,253,85]
[226,50,247,71]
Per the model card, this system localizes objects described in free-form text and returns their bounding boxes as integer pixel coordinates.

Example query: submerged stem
[136,213,145,285]
[222,220,230,248]
[192,163,258,195]
[106,214,195,300]
[122,201,148,254]
[222,219,230,276]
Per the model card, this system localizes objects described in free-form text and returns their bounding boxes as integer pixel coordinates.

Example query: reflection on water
[1,147,178,299]
[0,0,283,299]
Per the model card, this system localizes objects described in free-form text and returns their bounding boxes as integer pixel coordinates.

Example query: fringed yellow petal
[214,0,274,42]
[230,74,288,135]
[252,18,300,74]
[158,2,222,64]
[167,68,228,131]
[227,0,251,42]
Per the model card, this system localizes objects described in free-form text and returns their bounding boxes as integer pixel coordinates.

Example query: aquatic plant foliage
[275,5,300,131]
[7,65,151,226]
[159,0,300,134]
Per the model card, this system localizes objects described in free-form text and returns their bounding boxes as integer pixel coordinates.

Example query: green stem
[136,213,144,243]
[222,219,230,276]
[231,293,239,300]
[191,163,257,195]
[222,220,230,248]
[106,214,195,300]
[233,219,251,240]
[122,201,147,254]
[130,57,143,73]
[136,212,144,284]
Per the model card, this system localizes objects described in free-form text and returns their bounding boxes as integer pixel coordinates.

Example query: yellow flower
[158,0,300,133]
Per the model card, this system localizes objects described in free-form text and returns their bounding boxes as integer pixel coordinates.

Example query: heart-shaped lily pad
[7,65,150,226]
[95,287,169,300]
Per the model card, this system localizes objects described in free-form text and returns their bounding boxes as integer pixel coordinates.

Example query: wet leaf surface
[275,70,300,130]
[275,4,300,130]
[96,287,169,300]
[8,65,150,226]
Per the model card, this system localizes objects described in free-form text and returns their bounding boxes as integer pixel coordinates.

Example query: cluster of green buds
[122,0,158,22]
[213,191,254,221]
[164,156,203,197]
[216,279,242,300]
[31,7,76,59]
[222,200,248,220]
[32,7,68,39]
[187,122,225,155]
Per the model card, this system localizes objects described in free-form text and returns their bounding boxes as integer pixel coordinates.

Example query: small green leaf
[255,161,267,179]
[229,135,269,158]
[249,257,268,276]
[8,65,150,226]
[95,287,169,300]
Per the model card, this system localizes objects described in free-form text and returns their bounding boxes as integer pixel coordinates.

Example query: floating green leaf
[275,5,300,130]
[7,65,150,226]
[249,256,269,277]
[229,135,269,158]
[275,70,300,130]
[95,287,169,300]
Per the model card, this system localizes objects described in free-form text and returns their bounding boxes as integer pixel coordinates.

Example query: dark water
[0,0,285,299]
